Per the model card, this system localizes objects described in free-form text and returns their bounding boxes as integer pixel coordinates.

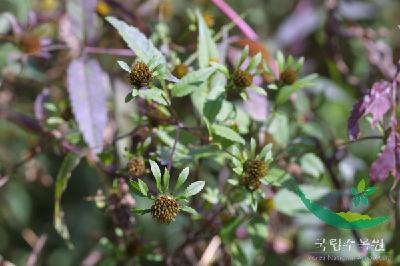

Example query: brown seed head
[130,61,152,87]
[19,35,41,54]
[151,195,179,223]
[172,64,189,79]
[242,159,268,190]
[127,156,146,177]
[280,68,297,85]
[233,69,253,89]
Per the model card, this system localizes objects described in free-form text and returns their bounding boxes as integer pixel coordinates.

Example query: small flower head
[232,69,253,89]
[151,195,179,223]
[127,156,146,177]
[279,68,297,85]
[130,61,152,87]
[19,35,41,54]
[242,159,268,190]
[172,64,189,79]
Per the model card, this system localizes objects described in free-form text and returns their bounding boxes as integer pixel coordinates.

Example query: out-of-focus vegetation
[1,0,400,265]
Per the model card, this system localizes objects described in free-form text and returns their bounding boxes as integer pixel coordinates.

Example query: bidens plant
[130,160,204,224]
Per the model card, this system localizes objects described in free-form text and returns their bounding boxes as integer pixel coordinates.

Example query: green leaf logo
[351,179,377,207]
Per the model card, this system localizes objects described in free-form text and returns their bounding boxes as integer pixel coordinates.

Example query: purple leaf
[67,58,109,153]
[370,128,400,182]
[348,80,391,140]
[347,98,365,141]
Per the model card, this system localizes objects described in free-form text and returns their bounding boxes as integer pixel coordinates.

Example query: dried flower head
[130,61,152,87]
[107,179,135,231]
[233,69,253,89]
[127,156,146,177]
[19,35,41,54]
[172,64,189,79]
[151,195,179,223]
[242,159,268,190]
[280,68,297,85]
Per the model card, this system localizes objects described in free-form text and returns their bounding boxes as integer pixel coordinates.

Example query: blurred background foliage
[1,0,400,265]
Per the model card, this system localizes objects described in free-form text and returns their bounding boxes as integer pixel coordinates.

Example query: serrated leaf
[137,179,149,197]
[67,58,109,153]
[196,10,219,68]
[174,167,189,193]
[182,181,205,198]
[162,167,170,193]
[106,16,168,76]
[138,88,169,105]
[203,94,224,123]
[180,205,198,215]
[149,160,162,193]
[117,60,130,72]
[212,125,245,145]
[172,67,216,97]
[357,179,366,193]
[54,153,81,248]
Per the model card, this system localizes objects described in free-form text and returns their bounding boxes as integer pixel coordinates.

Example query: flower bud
[233,69,253,89]
[130,61,152,87]
[127,156,146,177]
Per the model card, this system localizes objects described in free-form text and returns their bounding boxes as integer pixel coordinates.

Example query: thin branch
[167,126,181,171]
[211,0,258,41]
[25,234,47,266]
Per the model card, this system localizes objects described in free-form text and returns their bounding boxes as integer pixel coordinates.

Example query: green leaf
[357,179,366,193]
[258,144,272,162]
[124,89,138,103]
[149,160,162,193]
[276,74,317,104]
[138,88,169,105]
[246,52,262,72]
[172,67,216,97]
[54,153,81,249]
[267,113,289,147]
[249,86,267,96]
[196,10,219,68]
[162,167,170,193]
[351,187,358,196]
[106,16,168,76]
[137,179,149,197]
[203,94,224,123]
[180,205,198,215]
[212,124,245,145]
[117,60,130,72]
[364,187,377,196]
[132,208,151,215]
[128,179,142,195]
[174,167,189,193]
[300,153,324,178]
[360,194,369,205]
[181,181,205,198]
[250,138,256,158]
[352,195,360,207]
